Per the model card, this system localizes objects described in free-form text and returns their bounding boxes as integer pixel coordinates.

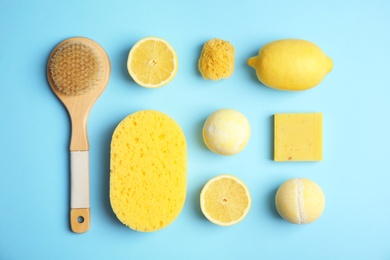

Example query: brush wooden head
[49,40,104,96]
[47,37,110,151]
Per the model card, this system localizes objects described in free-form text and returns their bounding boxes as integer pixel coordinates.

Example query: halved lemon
[200,174,251,226]
[127,37,178,88]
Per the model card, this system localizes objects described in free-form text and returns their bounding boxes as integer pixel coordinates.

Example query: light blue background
[1,0,389,259]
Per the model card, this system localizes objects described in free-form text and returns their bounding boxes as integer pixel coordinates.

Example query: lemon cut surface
[200,174,251,226]
[127,37,178,88]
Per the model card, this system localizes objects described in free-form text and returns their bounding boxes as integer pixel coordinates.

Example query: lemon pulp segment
[128,37,178,88]
[200,175,251,226]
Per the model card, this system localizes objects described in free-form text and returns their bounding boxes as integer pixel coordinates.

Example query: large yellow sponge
[198,38,235,80]
[110,110,187,232]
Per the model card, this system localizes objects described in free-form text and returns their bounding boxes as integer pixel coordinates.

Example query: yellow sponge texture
[198,38,235,80]
[110,110,187,232]
[275,178,325,224]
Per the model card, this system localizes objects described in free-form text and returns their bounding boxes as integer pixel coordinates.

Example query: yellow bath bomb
[275,178,325,224]
[110,110,187,232]
[198,38,235,80]
[203,109,250,155]
[248,39,333,91]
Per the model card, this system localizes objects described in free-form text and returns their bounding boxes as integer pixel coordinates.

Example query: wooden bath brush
[47,37,110,233]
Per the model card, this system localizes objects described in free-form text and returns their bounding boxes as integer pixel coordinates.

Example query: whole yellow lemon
[248,39,333,91]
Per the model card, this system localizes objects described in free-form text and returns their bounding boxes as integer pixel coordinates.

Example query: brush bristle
[49,41,103,96]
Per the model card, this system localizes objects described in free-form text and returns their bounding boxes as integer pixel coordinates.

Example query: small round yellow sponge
[203,109,251,155]
[198,38,235,80]
[275,178,325,224]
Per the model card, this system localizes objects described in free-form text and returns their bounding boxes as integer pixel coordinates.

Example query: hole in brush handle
[77,216,84,223]
[71,208,90,233]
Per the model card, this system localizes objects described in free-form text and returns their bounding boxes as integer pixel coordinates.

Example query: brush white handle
[70,151,90,233]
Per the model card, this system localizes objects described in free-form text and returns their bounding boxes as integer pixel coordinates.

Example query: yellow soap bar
[110,110,187,232]
[274,113,322,162]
